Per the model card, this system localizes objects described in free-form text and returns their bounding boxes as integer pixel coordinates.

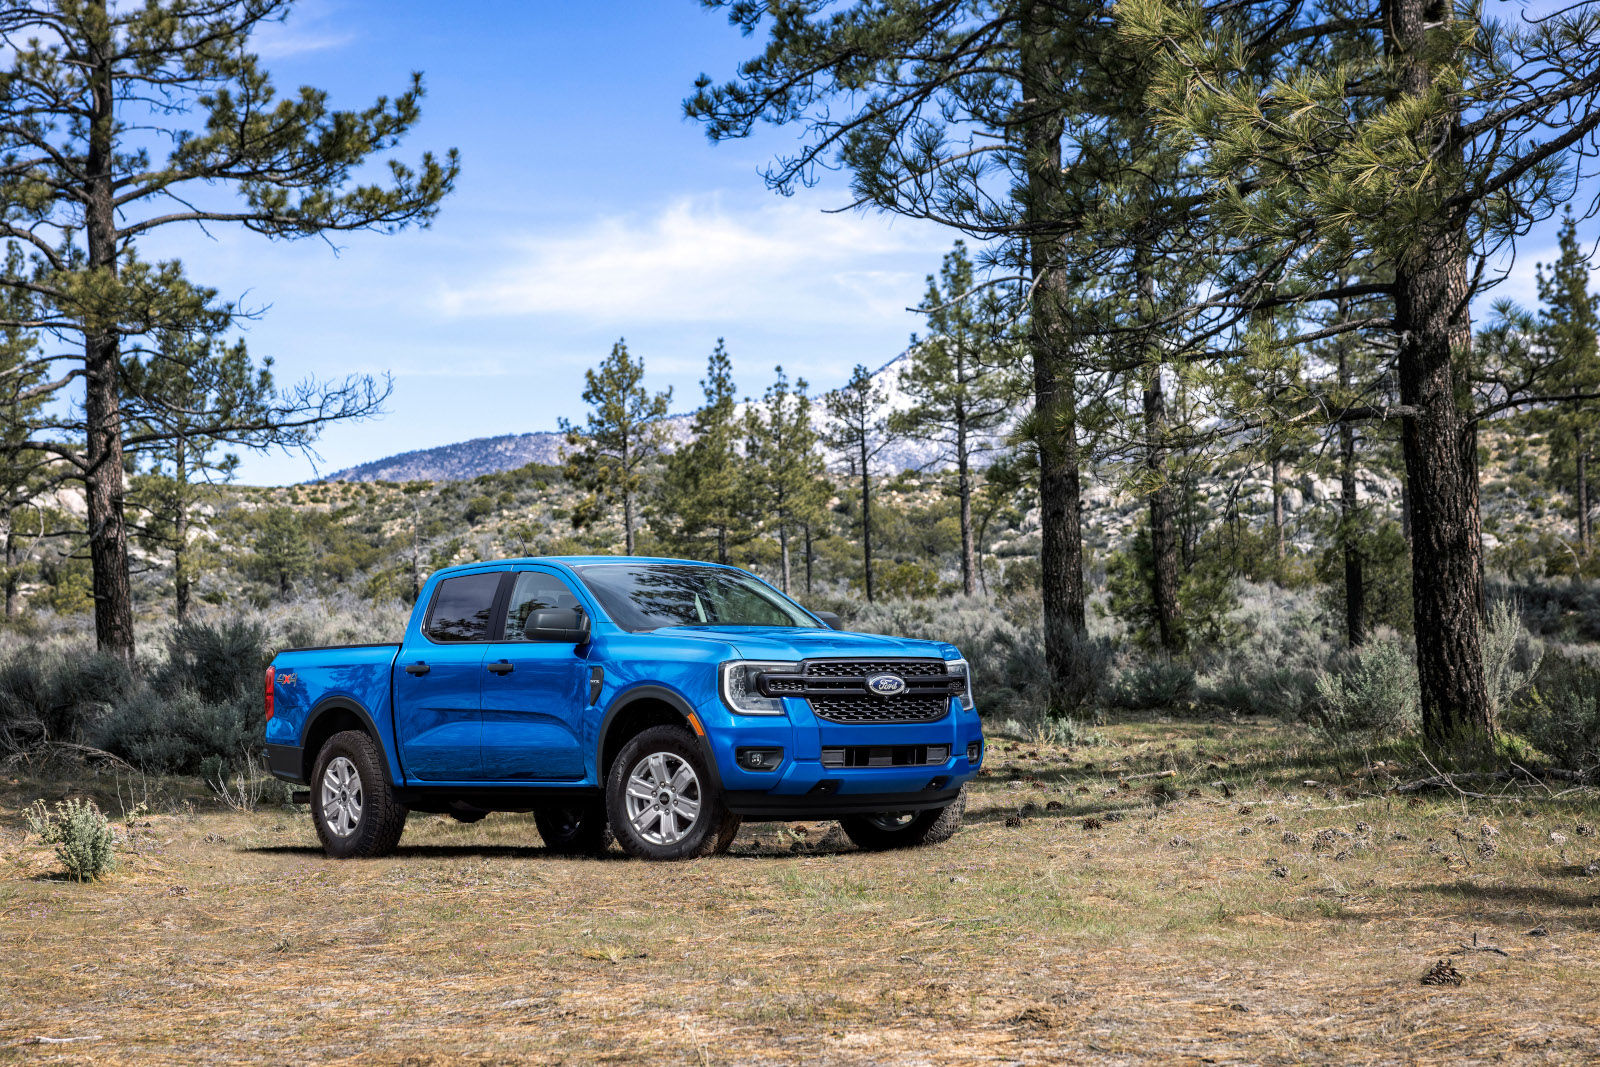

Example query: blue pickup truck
[265,556,984,861]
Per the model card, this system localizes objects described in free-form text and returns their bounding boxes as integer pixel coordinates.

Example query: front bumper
[699,694,984,817]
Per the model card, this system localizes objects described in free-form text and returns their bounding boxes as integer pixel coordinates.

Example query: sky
[135,0,1594,485]
[139,0,956,485]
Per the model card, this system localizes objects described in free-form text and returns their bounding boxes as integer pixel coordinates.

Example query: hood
[647,625,958,662]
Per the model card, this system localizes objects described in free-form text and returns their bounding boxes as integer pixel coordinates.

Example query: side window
[503,571,580,640]
[424,573,502,643]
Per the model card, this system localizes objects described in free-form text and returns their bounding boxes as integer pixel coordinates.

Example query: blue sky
[139,0,1592,485]
[140,0,955,484]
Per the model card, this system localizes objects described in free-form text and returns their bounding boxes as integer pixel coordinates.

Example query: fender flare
[301,696,395,785]
[596,685,723,793]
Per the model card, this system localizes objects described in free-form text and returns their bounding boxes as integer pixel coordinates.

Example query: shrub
[1197,583,1333,718]
[158,618,271,705]
[1483,599,1541,724]
[25,798,115,881]
[1509,651,1600,770]
[1105,527,1238,653]
[1311,630,1420,743]
[0,648,135,757]
[1109,654,1196,710]
[90,686,261,776]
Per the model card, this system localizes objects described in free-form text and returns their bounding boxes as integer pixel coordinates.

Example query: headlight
[947,659,975,712]
[719,660,800,715]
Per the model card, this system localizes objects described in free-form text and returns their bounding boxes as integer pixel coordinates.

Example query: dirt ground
[3,716,1599,1065]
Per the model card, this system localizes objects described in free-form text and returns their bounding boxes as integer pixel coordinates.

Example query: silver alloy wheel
[865,812,916,832]
[624,751,702,846]
[320,755,364,838]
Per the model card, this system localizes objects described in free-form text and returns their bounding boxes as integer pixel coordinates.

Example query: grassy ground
[4,716,1600,1065]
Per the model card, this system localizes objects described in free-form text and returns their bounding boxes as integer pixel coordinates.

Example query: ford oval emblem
[866,672,907,697]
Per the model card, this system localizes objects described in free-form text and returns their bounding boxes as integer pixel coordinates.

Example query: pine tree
[560,340,672,555]
[1118,0,1600,743]
[892,242,1019,596]
[1533,213,1600,554]
[252,506,311,594]
[0,0,455,659]
[743,367,828,593]
[689,0,1111,703]
[825,365,892,602]
[658,341,749,563]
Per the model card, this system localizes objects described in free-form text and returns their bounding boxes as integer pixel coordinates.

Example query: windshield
[572,564,823,632]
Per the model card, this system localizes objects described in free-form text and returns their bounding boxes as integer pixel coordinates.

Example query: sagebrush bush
[1197,583,1332,718]
[1509,651,1600,769]
[25,798,115,881]
[1484,599,1541,723]
[0,648,135,757]
[157,618,271,705]
[1109,654,1196,710]
[90,686,260,776]
[1311,629,1420,742]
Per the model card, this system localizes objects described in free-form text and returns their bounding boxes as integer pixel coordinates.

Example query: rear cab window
[423,572,503,642]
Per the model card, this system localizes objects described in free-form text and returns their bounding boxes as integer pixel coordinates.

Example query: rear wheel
[311,730,408,859]
[838,787,966,852]
[606,725,738,860]
[534,798,613,855]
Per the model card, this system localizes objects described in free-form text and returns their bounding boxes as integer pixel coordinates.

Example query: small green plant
[1311,630,1419,742]
[1109,655,1197,710]
[24,798,115,881]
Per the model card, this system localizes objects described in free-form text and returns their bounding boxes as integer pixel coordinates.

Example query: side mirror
[812,610,842,630]
[529,608,590,644]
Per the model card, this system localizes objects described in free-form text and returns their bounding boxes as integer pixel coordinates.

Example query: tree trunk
[717,524,729,565]
[1271,453,1285,561]
[1389,0,1490,744]
[1021,1,1087,715]
[957,434,975,597]
[1337,331,1365,647]
[3,518,16,620]
[622,436,635,554]
[859,433,874,601]
[803,524,814,595]
[1577,431,1589,553]
[83,16,135,662]
[173,435,190,623]
[1144,368,1181,651]
[779,523,791,593]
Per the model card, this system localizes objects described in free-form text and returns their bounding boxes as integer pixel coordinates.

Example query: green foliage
[464,495,497,523]
[1314,518,1414,635]
[1509,651,1600,769]
[873,561,940,600]
[1106,527,1238,652]
[1484,600,1542,725]
[742,366,828,591]
[1109,655,1197,711]
[559,340,672,553]
[25,798,115,882]
[248,507,312,593]
[657,341,753,562]
[0,648,136,756]
[1312,632,1420,744]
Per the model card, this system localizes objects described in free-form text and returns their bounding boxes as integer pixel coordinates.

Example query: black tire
[606,724,738,861]
[534,798,614,855]
[838,786,966,852]
[311,729,408,859]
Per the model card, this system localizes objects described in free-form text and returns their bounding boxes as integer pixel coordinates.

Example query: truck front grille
[770,658,955,725]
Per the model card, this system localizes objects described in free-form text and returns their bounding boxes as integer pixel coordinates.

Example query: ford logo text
[865,672,907,696]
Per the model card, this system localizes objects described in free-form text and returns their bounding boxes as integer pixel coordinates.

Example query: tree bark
[803,524,814,595]
[1577,431,1589,553]
[957,417,975,597]
[622,435,635,555]
[1388,0,1491,744]
[859,431,874,601]
[3,518,16,620]
[779,522,791,593]
[83,8,135,662]
[1271,453,1285,561]
[1337,329,1365,646]
[1021,1,1087,714]
[1144,368,1181,651]
[173,435,190,623]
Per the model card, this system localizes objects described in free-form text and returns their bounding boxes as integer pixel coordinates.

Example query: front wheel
[838,787,966,852]
[606,725,739,860]
[311,730,408,859]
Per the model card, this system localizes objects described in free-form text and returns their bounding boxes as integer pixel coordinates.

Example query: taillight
[264,666,275,721]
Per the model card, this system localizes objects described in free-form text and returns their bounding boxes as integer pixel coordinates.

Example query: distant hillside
[324,353,997,483]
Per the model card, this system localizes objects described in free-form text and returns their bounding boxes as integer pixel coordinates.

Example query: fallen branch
[1117,770,1177,783]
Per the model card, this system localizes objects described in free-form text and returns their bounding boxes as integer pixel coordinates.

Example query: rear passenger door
[393,570,504,781]
[478,568,590,780]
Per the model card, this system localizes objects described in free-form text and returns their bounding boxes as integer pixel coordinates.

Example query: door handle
[487,660,514,675]
[405,662,431,676]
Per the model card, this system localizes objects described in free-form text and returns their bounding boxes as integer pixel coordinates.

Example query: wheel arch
[597,686,722,792]
[301,697,392,785]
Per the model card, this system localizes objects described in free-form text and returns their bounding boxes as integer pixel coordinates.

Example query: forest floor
[3,715,1599,1065]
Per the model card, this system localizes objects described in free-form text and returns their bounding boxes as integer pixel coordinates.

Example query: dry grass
[4,716,1600,1064]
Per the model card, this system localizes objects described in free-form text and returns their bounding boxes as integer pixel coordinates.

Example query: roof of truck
[431,555,728,575]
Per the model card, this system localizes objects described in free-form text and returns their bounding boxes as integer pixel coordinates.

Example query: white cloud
[251,0,353,58]
[436,195,947,327]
